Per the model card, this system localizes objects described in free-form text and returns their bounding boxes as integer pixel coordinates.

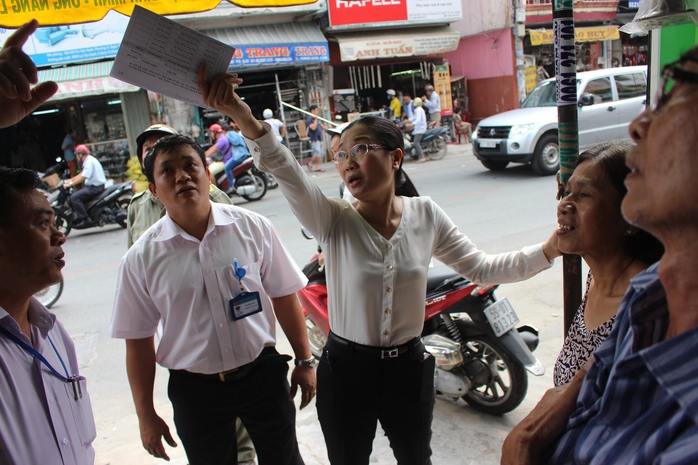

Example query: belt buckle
[381,348,399,359]
[218,367,239,382]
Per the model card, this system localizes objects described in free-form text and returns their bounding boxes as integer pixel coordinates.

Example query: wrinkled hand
[0,20,58,129]
[501,366,587,465]
[138,412,178,461]
[289,366,317,410]
[197,62,265,140]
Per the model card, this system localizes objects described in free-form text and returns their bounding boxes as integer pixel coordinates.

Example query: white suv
[472,66,647,175]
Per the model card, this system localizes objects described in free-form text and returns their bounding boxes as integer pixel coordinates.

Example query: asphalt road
[55,143,568,464]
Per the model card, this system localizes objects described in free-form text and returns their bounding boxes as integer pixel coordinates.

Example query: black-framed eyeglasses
[652,60,698,113]
[333,143,387,165]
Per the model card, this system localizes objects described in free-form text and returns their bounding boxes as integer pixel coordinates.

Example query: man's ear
[148,182,158,199]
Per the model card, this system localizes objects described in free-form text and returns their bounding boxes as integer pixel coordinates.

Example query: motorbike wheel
[460,334,528,415]
[265,172,279,190]
[54,212,72,236]
[241,172,268,201]
[34,279,64,309]
[116,196,131,228]
[427,136,448,161]
[305,316,326,359]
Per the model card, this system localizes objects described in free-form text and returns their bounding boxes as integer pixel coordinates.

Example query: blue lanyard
[0,325,72,382]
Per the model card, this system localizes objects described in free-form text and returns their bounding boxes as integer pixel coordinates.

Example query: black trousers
[168,348,304,465]
[316,333,435,465]
[69,184,104,220]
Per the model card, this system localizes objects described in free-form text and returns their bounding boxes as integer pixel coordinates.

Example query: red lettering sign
[329,0,407,27]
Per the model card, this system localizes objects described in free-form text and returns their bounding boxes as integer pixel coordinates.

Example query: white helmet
[413,97,423,107]
[263,109,273,119]
[386,89,396,96]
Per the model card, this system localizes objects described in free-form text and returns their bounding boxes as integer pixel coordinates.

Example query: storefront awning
[329,26,461,62]
[38,61,140,102]
[205,22,329,67]
[529,26,620,46]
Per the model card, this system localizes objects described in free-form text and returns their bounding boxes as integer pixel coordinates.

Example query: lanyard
[0,325,83,400]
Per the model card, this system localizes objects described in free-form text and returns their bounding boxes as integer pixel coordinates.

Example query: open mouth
[558,224,576,232]
[347,175,362,187]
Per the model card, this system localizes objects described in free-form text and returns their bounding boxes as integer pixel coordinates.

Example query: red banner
[328,0,408,27]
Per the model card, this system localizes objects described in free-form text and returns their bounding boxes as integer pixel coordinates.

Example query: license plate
[479,139,498,148]
[483,298,519,337]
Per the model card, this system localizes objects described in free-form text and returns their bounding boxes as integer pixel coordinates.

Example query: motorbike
[49,180,134,236]
[404,125,449,161]
[298,231,544,415]
[206,150,269,202]
[34,279,64,309]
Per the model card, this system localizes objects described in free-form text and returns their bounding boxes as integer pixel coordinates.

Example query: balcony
[525,0,620,25]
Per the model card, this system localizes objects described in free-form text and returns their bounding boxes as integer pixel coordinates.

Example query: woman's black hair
[343,116,420,197]
[577,140,664,264]
[143,135,207,185]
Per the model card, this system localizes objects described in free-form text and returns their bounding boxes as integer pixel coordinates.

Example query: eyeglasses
[333,143,387,165]
[652,61,698,113]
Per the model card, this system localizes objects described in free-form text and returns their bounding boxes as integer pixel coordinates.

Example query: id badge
[229,291,263,321]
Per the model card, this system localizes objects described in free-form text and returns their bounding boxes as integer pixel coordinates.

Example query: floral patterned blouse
[553,271,616,386]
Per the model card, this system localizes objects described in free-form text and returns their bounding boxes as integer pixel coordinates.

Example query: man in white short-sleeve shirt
[110,135,315,465]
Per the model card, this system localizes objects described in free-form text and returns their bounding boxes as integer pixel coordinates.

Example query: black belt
[328,332,421,360]
[171,346,278,383]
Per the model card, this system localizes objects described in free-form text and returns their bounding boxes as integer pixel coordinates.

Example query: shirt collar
[152,202,238,243]
[0,298,56,337]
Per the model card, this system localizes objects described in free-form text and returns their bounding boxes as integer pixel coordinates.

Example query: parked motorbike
[404,125,449,161]
[34,279,64,309]
[298,231,544,415]
[49,180,134,236]
[208,156,269,202]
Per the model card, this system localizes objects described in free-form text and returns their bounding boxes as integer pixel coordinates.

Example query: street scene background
[58,145,567,465]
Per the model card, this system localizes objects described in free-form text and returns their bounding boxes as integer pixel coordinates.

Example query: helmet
[413,97,423,107]
[386,89,396,96]
[75,144,89,154]
[209,123,223,133]
[263,108,273,119]
[136,124,178,162]
[425,85,434,92]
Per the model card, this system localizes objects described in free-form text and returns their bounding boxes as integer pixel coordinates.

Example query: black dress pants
[168,348,304,465]
[316,333,435,465]
[69,184,104,220]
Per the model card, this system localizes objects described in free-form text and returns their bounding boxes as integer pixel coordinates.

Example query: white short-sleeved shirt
[80,155,106,186]
[265,118,285,142]
[0,300,96,465]
[247,129,553,347]
[109,202,307,374]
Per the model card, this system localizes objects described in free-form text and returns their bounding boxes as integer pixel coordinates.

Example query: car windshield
[521,79,581,108]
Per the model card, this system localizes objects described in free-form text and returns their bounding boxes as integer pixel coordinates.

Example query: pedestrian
[224,122,252,194]
[198,65,561,465]
[63,144,106,229]
[421,85,441,125]
[110,135,315,465]
[124,125,254,465]
[387,89,401,121]
[306,104,326,172]
[263,108,286,144]
[61,127,78,177]
[402,92,415,120]
[0,21,96,465]
[410,97,428,163]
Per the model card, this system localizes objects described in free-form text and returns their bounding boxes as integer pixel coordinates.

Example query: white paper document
[110,6,234,108]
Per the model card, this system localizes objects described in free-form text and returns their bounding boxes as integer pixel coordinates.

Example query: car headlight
[509,123,535,139]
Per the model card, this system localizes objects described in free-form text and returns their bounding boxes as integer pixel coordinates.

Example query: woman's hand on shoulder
[542,230,562,262]
[197,62,266,140]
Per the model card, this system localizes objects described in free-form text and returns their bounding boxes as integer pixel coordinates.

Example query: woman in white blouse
[199,68,560,465]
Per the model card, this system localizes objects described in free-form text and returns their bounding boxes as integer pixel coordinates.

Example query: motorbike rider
[224,123,251,194]
[63,144,106,228]
[387,89,401,121]
[410,98,427,163]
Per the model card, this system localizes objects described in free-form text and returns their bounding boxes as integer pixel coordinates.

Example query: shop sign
[230,43,329,66]
[0,10,128,66]
[50,76,139,101]
[530,26,620,46]
[524,66,537,93]
[433,64,452,112]
[338,31,459,61]
[328,0,461,28]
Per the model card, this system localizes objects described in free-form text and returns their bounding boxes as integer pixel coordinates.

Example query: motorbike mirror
[301,227,314,240]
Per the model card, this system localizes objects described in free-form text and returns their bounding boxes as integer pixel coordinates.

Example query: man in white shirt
[110,135,315,465]
[63,144,107,228]
[421,85,441,125]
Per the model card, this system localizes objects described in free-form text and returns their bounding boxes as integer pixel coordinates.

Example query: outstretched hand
[0,20,58,129]
[197,62,266,140]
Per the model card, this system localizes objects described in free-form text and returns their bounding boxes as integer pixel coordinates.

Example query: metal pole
[275,73,291,148]
[280,101,340,126]
[553,0,582,335]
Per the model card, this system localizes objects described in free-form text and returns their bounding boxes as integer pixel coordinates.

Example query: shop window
[615,73,646,100]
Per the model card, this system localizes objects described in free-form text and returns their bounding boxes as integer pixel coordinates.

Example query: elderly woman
[553,140,663,386]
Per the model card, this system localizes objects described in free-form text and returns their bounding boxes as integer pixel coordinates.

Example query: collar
[0,298,56,338]
[152,202,238,243]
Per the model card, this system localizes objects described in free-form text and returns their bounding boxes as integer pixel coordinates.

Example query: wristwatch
[294,357,316,367]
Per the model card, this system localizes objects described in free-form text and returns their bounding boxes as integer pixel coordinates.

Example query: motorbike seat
[85,184,122,209]
[426,266,460,293]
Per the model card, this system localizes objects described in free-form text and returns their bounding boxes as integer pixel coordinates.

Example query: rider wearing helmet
[386,88,401,121]
[262,108,286,144]
[62,144,107,228]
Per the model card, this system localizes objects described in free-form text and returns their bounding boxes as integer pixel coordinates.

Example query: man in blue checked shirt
[503,45,698,465]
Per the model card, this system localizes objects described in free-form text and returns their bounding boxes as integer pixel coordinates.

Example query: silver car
[472,66,647,175]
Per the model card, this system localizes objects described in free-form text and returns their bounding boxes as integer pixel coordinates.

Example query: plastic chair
[295,120,313,164]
